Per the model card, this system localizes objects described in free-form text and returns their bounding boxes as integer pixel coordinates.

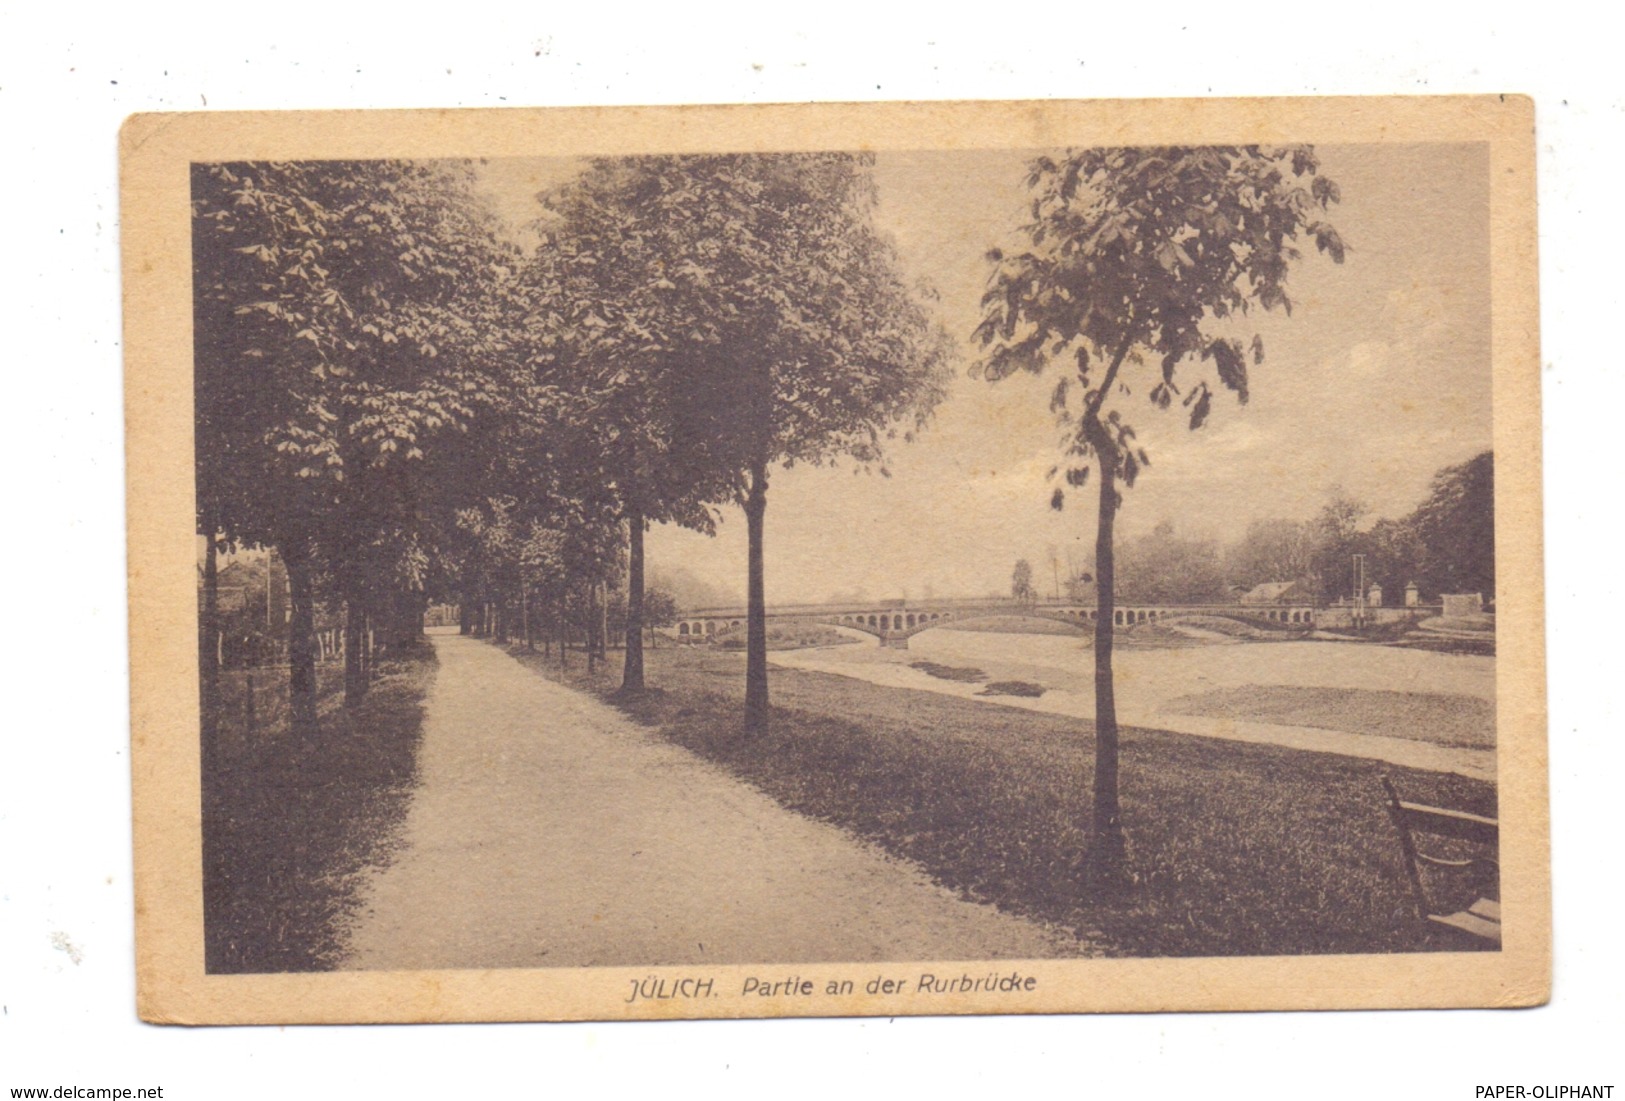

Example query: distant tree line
[193,154,951,752]
[1043,450,1494,607]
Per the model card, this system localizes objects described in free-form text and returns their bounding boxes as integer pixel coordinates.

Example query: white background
[1,5,1617,1098]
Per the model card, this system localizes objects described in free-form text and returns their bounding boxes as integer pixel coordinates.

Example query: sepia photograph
[121,97,1548,1023]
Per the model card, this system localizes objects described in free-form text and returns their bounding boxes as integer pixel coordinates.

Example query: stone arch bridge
[670,599,1317,650]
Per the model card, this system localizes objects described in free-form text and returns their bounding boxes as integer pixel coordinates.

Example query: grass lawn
[1163,684,1495,749]
[202,652,435,973]
[712,621,858,650]
[509,640,1497,958]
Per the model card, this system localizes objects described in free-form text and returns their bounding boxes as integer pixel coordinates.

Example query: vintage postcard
[121,96,1547,1023]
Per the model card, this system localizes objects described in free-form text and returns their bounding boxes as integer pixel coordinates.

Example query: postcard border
[122,95,1548,1024]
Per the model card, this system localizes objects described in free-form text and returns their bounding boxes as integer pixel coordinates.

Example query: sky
[477,143,1492,606]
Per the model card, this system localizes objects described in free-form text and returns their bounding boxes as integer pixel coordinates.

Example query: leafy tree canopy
[974,145,1346,498]
[1410,450,1495,600]
[1011,558,1035,601]
[192,159,527,555]
[580,153,954,482]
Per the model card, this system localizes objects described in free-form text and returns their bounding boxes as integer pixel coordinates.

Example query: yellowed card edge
[122,94,1547,1024]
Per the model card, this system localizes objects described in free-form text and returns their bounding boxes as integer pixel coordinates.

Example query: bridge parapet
[668,601,1319,648]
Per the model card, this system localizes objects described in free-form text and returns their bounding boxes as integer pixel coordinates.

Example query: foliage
[193,159,525,549]
[526,161,738,533]
[1114,520,1227,604]
[642,588,680,630]
[193,158,530,716]
[1224,518,1316,592]
[607,586,679,639]
[194,152,954,725]
[1010,558,1036,602]
[1221,451,1492,606]
[608,153,954,477]
[1410,451,1495,601]
[973,145,1345,498]
[973,144,1345,882]
[576,153,956,728]
[1308,486,1370,602]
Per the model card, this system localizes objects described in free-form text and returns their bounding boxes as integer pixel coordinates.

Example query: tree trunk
[283,538,319,739]
[1087,461,1128,887]
[199,526,220,766]
[591,587,604,672]
[743,461,770,735]
[459,599,472,636]
[344,583,367,705]
[623,509,646,692]
[558,594,567,671]
[522,578,533,652]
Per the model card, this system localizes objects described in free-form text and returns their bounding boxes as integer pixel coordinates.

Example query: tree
[974,145,1345,885]
[524,162,737,693]
[1225,517,1315,591]
[1116,520,1227,604]
[1064,569,1095,603]
[192,159,524,733]
[615,154,953,733]
[1011,558,1036,602]
[1362,516,1423,605]
[1409,450,1494,602]
[1309,486,1370,604]
[193,161,336,740]
[642,588,679,646]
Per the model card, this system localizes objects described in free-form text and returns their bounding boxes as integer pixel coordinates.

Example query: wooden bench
[1380,776,1501,945]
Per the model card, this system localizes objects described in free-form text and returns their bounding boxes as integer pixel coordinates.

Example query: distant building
[1240,580,1310,606]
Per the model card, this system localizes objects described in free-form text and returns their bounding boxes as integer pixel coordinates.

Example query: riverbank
[507,641,1496,958]
[772,630,1496,779]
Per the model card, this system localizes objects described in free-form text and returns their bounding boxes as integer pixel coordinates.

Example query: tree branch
[1080,332,1137,464]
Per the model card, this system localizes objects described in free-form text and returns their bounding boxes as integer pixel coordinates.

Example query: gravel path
[341,634,1082,971]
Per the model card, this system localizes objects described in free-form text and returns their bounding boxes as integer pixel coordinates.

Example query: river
[768,627,1496,780]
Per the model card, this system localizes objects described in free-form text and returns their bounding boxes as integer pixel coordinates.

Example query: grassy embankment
[505,640,1496,958]
[1164,685,1496,749]
[712,622,859,650]
[203,653,435,973]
